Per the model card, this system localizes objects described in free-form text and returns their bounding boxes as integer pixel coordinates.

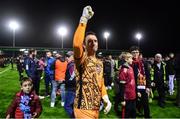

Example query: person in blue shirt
[44,51,55,97]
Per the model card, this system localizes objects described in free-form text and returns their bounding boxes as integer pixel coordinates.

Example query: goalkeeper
[73,6,112,118]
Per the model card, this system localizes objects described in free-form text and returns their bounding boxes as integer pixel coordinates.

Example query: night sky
[0,0,178,56]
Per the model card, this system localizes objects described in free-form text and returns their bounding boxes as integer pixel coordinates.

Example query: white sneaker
[40,76,43,80]
[111,83,114,86]
[50,102,55,107]
[39,96,45,99]
[61,102,64,107]
[108,86,112,90]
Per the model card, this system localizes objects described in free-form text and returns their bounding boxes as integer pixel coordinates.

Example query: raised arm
[73,6,94,60]
[73,24,86,59]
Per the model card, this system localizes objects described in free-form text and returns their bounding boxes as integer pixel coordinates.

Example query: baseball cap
[66,51,74,57]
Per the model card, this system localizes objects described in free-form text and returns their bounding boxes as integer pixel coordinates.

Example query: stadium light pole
[57,26,68,49]
[103,31,110,50]
[9,21,19,48]
[135,32,142,48]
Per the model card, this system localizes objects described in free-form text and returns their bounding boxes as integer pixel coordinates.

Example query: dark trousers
[114,93,121,114]
[156,83,166,106]
[137,89,150,118]
[104,75,112,87]
[11,63,13,69]
[176,77,180,106]
[64,90,76,118]
[44,74,53,96]
[32,76,40,95]
[124,99,136,118]
[18,71,23,80]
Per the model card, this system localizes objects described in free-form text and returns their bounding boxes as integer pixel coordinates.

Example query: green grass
[0,65,180,118]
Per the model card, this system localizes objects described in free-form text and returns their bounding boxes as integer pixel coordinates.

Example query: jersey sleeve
[73,23,87,64]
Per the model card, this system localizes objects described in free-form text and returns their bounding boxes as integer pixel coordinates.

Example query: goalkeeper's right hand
[80,5,94,24]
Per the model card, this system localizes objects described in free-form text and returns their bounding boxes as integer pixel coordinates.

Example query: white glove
[102,95,112,114]
[80,6,94,24]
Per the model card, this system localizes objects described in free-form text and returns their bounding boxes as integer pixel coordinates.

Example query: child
[119,52,136,118]
[6,77,42,119]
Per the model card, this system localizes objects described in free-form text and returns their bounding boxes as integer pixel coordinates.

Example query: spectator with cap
[64,51,76,118]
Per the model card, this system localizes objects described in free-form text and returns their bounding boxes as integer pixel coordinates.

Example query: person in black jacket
[175,53,180,107]
[151,53,168,108]
[64,51,76,118]
[103,56,112,90]
[114,53,125,116]
[16,56,24,80]
[24,49,42,96]
[130,46,151,118]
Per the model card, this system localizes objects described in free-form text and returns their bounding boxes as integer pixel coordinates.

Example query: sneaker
[61,102,65,107]
[108,86,112,90]
[159,103,165,108]
[44,93,50,97]
[50,102,55,107]
[111,83,114,86]
[39,96,45,99]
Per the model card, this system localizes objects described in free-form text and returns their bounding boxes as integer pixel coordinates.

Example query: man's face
[55,53,61,58]
[109,55,112,59]
[169,53,174,58]
[131,50,139,59]
[32,51,37,57]
[85,34,98,52]
[46,52,52,58]
[155,55,162,63]
[66,55,73,63]
[21,81,33,94]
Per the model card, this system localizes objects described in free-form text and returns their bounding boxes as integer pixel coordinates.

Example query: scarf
[132,58,145,76]
[19,94,32,119]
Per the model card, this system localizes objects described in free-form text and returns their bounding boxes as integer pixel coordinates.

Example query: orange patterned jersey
[73,23,107,110]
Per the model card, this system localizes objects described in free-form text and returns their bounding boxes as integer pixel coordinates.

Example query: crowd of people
[4,6,180,119]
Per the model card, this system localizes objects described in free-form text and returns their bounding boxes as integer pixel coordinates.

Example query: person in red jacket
[119,52,136,118]
[6,77,42,119]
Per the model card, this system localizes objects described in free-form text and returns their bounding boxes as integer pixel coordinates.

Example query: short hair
[46,50,52,55]
[169,52,174,57]
[46,50,51,53]
[119,52,126,60]
[129,46,140,52]
[155,53,162,58]
[29,49,36,54]
[85,31,96,37]
[20,77,32,86]
[121,52,133,60]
